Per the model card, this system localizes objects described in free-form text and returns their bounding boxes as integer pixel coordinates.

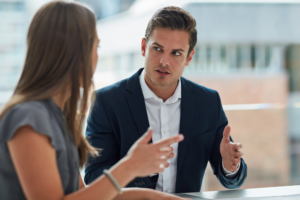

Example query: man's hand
[220,126,243,172]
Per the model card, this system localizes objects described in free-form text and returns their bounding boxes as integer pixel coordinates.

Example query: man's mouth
[156,69,170,76]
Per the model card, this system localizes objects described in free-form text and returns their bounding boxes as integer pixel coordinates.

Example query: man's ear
[141,38,147,57]
[185,49,195,66]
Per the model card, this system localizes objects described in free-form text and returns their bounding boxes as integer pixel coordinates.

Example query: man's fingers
[235,143,243,151]
[231,164,238,172]
[233,158,241,165]
[155,134,184,148]
[222,126,231,143]
[235,151,243,158]
[227,163,238,172]
[138,127,153,144]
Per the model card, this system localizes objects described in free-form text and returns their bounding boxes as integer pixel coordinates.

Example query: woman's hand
[124,128,184,177]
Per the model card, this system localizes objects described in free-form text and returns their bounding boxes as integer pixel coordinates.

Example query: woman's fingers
[170,152,174,159]
[170,146,174,152]
[154,134,184,148]
[137,128,154,145]
[165,162,170,168]
[159,146,172,152]
[128,131,183,177]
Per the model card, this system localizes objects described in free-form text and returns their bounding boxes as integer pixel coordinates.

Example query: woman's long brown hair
[0,1,97,167]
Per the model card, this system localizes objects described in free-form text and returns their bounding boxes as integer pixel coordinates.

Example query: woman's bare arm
[8,126,64,200]
[8,126,184,200]
[8,126,136,200]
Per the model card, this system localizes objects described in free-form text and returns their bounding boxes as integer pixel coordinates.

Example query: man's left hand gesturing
[220,126,243,172]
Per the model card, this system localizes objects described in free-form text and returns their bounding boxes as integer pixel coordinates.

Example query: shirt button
[165,189,168,192]
[163,131,166,134]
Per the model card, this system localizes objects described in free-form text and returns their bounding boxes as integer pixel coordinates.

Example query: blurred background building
[1,0,300,192]
[0,0,26,106]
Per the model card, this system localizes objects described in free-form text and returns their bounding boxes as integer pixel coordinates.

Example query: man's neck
[144,74,178,102]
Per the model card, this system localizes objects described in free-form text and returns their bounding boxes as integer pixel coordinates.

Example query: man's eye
[154,47,161,51]
[173,51,181,56]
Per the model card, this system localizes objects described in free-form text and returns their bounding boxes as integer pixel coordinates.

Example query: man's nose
[159,54,170,67]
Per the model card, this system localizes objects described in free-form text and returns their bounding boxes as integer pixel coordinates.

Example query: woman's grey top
[0,99,79,200]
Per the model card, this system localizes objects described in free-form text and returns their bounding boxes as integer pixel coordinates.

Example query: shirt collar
[139,69,181,103]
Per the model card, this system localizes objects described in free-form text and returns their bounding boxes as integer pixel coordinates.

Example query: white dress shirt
[139,70,239,193]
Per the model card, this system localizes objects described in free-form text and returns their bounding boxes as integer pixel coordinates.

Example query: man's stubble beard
[146,71,178,89]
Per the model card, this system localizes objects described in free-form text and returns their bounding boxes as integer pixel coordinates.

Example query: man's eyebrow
[152,42,164,48]
[152,42,185,52]
[173,48,185,52]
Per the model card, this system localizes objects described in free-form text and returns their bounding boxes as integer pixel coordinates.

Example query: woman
[0,1,191,200]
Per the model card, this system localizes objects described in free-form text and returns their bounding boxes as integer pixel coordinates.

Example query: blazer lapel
[126,68,150,138]
[176,77,196,190]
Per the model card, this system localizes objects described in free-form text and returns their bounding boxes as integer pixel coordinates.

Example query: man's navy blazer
[84,68,247,193]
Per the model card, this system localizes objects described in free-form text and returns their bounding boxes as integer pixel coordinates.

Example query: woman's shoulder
[11,99,51,114]
[1,99,53,122]
[2,99,50,119]
[0,99,58,144]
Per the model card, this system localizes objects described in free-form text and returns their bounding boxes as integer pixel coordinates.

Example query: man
[85,6,247,193]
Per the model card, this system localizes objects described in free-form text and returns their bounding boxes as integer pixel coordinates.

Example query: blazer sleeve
[84,91,157,189]
[84,91,120,184]
[209,91,247,189]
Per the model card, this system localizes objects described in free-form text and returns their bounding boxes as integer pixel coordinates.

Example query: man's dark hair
[145,6,197,56]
